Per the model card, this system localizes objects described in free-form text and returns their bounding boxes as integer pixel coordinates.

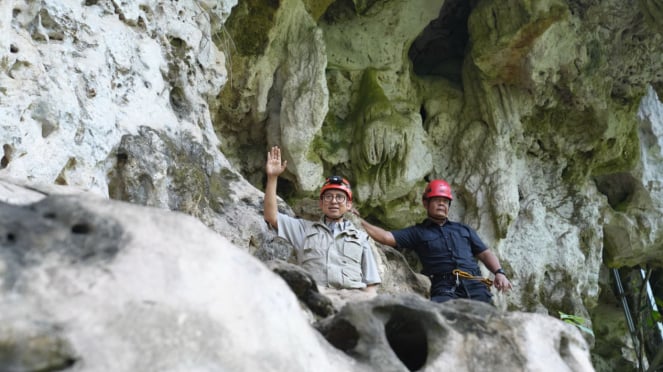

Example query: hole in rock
[41,121,57,138]
[116,152,128,165]
[71,223,92,235]
[169,86,190,117]
[408,0,473,83]
[385,313,428,371]
[1,144,13,169]
[324,319,359,352]
[594,172,638,209]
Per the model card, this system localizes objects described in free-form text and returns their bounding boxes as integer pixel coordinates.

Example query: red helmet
[320,176,353,201]
[422,179,453,201]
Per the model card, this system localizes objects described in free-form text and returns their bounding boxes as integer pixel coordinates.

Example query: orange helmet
[422,179,453,202]
[320,176,352,201]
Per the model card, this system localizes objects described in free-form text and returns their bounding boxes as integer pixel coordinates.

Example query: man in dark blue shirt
[357,179,512,304]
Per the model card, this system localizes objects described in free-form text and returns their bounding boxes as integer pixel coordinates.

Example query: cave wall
[1,0,663,369]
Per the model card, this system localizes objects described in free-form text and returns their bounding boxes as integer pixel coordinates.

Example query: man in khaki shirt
[263,146,381,293]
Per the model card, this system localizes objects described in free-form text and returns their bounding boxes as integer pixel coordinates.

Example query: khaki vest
[297,221,366,289]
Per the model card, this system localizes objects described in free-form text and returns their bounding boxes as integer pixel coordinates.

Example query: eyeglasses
[322,193,347,203]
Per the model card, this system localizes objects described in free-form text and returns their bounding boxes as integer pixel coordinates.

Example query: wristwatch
[494,268,506,276]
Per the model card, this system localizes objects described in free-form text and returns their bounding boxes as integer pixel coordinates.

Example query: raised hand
[266,146,287,177]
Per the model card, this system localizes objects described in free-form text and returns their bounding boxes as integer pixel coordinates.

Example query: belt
[428,270,493,287]
[428,272,455,281]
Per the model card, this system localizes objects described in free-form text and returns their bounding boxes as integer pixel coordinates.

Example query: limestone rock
[0,0,235,195]
[0,183,356,372]
[316,295,595,372]
[267,259,336,318]
[0,180,596,371]
[2,0,663,369]
[215,0,328,192]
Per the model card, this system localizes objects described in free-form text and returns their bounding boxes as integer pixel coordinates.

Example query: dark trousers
[430,278,492,304]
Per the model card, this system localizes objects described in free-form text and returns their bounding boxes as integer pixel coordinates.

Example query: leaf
[575,324,595,337]
[558,311,594,336]
[655,297,663,309]
[559,312,585,324]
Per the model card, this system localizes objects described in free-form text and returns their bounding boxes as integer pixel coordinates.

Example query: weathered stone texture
[0,185,356,371]
[0,0,234,195]
[0,180,594,371]
[316,295,594,372]
[1,0,663,370]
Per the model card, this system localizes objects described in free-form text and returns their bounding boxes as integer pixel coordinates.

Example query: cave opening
[408,0,475,84]
[593,172,638,210]
[385,313,428,371]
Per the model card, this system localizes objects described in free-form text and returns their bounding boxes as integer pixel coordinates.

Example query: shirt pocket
[342,237,363,263]
[420,231,444,251]
[301,231,325,263]
[341,267,363,288]
[450,229,475,261]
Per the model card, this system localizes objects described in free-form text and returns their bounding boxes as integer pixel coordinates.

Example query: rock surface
[1,0,663,369]
[0,179,593,371]
[0,181,355,372]
[317,295,594,372]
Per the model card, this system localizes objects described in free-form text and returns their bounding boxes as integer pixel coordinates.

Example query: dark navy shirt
[391,219,488,276]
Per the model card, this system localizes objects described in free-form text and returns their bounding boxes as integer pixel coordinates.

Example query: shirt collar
[318,216,349,231]
[422,218,450,227]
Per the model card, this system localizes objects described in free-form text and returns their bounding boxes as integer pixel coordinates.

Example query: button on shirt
[391,219,487,276]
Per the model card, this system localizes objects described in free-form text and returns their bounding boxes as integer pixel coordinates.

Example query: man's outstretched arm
[264,146,287,229]
[353,209,397,247]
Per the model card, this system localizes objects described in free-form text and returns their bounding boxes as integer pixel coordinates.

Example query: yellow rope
[452,269,493,287]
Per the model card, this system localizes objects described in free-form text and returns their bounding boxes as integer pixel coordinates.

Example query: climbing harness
[428,270,491,302]
[452,269,493,288]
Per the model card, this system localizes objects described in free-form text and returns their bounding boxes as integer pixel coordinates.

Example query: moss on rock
[224,0,280,57]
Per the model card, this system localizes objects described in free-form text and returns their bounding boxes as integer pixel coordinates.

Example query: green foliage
[559,311,595,337]
[641,295,662,328]
[654,296,663,309]
[646,309,661,328]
